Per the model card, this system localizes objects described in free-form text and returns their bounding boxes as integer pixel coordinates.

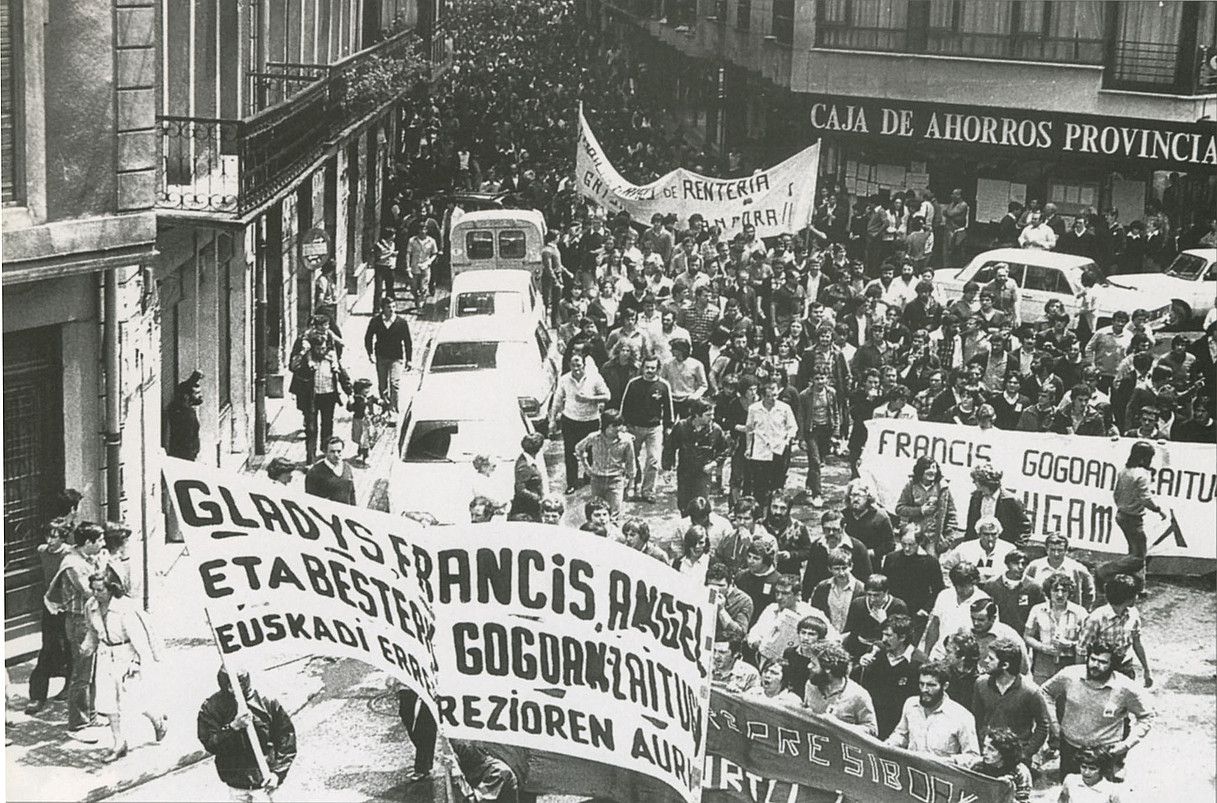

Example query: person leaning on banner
[803,640,879,737]
[197,668,296,801]
[886,660,980,767]
[964,464,1030,547]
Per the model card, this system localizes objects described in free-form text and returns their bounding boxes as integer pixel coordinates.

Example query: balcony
[157,29,422,220]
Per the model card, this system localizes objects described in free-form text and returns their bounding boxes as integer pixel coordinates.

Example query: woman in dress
[1023,573,1087,685]
[672,525,711,584]
[746,659,801,707]
[894,456,958,557]
[81,573,166,761]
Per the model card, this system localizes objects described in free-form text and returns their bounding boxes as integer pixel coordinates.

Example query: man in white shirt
[548,354,611,495]
[930,598,1029,675]
[747,574,836,657]
[1019,211,1058,251]
[941,516,1015,585]
[648,307,691,366]
[887,662,980,766]
[743,377,798,509]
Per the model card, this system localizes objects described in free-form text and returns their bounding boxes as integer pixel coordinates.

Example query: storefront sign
[859,419,1217,573]
[807,95,1217,168]
[301,226,331,271]
[578,105,821,237]
[704,691,1013,803]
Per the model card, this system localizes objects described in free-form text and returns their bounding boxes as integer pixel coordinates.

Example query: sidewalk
[3,286,447,802]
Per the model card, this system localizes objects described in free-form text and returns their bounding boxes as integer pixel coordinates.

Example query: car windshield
[1164,253,1209,280]
[402,419,515,462]
[430,341,498,371]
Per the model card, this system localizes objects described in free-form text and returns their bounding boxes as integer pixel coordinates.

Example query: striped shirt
[678,303,721,345]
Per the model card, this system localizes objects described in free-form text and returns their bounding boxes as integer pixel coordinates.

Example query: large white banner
[576,106,819,238]
[161,457,441,710]
[429,521,715,803]
[859,420,1217,572]
[162,460,715,803]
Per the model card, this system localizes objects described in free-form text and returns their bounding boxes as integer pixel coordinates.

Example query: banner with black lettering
[859,419,1217,574]
[703,690,1014,803]
[160,457,440,714]
[429,521,716,803]
[576,105,819,238]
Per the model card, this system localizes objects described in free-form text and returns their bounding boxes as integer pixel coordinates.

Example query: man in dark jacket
[764,493,813,577]
[165,371,204,460]
[964,464,1031,546]
[620,356,674,502]
[843,574,909,660]
[198,668,296,797]
[509,433,547,521]
[855,613,927,739]
[662,399,732,513]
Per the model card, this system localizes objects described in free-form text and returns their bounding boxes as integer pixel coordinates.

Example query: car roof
[410,373,528,421]
[450,208,547,230]
[969,248,1096,272]
[450,270,533,294]
[1179,248,1217,261]
[433,315,535,344]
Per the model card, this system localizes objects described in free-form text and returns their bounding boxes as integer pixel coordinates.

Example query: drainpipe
[254,218,268,454]
[104,268,123,521]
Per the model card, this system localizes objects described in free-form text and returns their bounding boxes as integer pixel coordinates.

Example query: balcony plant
[340,38,425,118]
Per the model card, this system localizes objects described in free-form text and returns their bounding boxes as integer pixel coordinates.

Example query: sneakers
[810,495,824,508]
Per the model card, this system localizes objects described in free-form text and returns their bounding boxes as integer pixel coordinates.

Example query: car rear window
[455,292,495,317]
[402,419,518,462]
[498,230,526,259]
[973,261,1027,286]
[466,231,494,260]
[430,341,498,370]
[1165,253,1212,280]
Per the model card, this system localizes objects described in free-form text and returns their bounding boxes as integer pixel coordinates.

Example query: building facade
[3,0,445,651]
[587,0,1217,247]
[3,0,161,648]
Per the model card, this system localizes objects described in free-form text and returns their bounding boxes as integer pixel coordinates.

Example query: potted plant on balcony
[340,39,426,118]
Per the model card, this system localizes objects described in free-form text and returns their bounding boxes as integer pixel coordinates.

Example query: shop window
[466,231,494,260]
[1048,180,1100,219]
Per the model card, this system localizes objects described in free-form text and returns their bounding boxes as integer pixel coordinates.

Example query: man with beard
[764,492,813,577]
[796,325,851,396]
[1042,640,1155,783]
[972,638,1053,765]
[842,479,895,563]
[619,355,673,503]
[804,641,878,736]
[857,614,928,739]
[887,661,980,766]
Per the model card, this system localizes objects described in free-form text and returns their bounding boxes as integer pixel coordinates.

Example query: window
[1165,253,1214,281]
[772,0,794,44]
[972,261,1026,285]
[498,229,526,259]
[2,0,23,206]
[819,0,849,25]
[454,291,496,317]
[1023,265,1072,295]
[736,0,751,30]
[466,231,494,259]
[430,341,498,371]
[402,419,509,462]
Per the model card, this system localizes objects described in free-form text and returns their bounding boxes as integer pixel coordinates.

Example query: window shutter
[2,0,17,205]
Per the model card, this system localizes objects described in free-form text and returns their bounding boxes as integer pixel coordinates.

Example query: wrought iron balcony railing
[157,29,422,217]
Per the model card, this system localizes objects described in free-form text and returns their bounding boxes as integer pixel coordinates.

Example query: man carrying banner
[198,669,297,801]
[857,614,927,739]
[887,661,980,767]
[803,641,878,736]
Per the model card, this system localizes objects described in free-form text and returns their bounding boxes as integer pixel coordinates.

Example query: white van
[448,208,546,281]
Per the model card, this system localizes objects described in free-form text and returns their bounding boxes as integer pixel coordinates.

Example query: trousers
[66,612,95,728]
[28,609,71,702]
[375,357,402,413]
[627,425,662,497]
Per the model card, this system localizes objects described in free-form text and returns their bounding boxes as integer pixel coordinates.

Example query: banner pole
[203,607,274,790]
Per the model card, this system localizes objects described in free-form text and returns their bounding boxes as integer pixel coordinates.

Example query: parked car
[449,269,543,328]
[424,316,559,429]
[1124,247,1216,326]
[934,248,1178,328]
[390,377,529,525]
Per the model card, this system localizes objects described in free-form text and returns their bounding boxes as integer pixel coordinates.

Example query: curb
[77,658,330,803]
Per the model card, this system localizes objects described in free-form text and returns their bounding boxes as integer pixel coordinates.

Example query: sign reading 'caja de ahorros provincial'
[807,95,1217,167]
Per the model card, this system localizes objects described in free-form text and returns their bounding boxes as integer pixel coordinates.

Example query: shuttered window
[2,0,22,206]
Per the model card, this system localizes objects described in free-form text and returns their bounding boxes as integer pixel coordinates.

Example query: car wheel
[1169,299,1193,327]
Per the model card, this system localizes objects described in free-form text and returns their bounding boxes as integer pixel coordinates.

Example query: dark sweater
[843,506,896,557]
[981,576,1045,637]
[972,674,1052,758]
[857,647,928,739]
[803,537,872,597]
[735,567,780,627]
[304,460,356,505]
[620,376,674,429]
[364,315,413,362]
[881,551,945,616]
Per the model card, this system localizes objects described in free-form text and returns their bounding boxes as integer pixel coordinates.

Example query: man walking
[364,297,413,424]
[575,409,637,518]
[304,437,356,505]
[549,353,611,495]
[620,356,673,503]
[663,399,732,514]
[743,377,798,509]
[886,661,980,766]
